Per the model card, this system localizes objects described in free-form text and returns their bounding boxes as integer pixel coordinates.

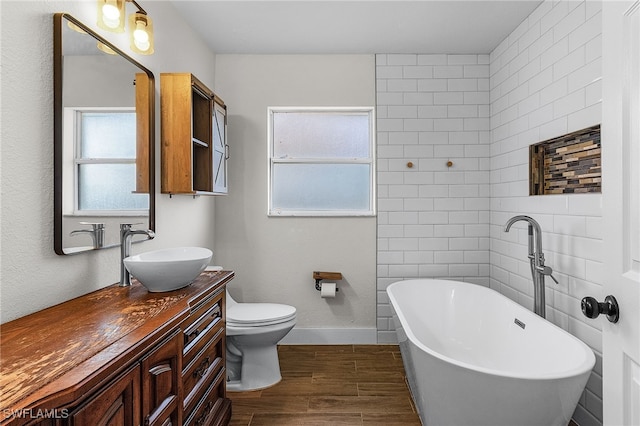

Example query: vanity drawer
[184,368,228,426]
[183,289,224,333]
[183,298,223,368]
[183,326,225,418]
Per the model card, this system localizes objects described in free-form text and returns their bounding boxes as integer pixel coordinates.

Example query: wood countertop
[0,270,234,421]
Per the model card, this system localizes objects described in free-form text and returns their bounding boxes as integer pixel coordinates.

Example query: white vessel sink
[124,247,213,292]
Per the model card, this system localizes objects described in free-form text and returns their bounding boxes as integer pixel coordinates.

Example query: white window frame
[63,107,147,216]
[267,106,376,217]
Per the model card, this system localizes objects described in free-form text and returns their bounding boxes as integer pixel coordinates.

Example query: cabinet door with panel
[141,330,182,426]
[68,364,141,426]
[212,96,228,194]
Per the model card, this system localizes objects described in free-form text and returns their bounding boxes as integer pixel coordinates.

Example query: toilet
[225,291,296,391]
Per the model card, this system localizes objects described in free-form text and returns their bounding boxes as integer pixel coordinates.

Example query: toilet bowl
[225,291,296,391]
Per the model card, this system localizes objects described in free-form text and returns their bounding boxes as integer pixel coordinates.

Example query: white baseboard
[279,327,378,345]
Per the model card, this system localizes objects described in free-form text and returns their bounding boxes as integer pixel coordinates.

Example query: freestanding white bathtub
[387,279,595,426]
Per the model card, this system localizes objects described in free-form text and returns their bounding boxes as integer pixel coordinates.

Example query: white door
[601,1,640,425]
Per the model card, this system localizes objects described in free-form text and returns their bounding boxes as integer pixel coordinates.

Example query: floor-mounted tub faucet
[120,223,155,286]
[504,215,558,318]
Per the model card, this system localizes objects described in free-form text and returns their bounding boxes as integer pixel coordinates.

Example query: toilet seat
[227,303,296,327]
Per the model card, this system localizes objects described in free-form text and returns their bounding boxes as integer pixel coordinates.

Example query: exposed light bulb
[102,3,120,20]
[101,3,121,29]
[134,38,151,52]
[134,20,149,43]
[128,11,154,54]
[133,20,150,51]
[97,0,124,32]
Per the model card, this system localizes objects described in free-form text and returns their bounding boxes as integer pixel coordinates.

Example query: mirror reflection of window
[73,109,149,213]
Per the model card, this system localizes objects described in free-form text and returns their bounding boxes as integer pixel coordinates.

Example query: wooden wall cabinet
[161,73,228,195]
[0,271,234,426]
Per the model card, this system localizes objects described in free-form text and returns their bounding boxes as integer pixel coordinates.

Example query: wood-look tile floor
[227,344,421,426]
[227,344,582,426]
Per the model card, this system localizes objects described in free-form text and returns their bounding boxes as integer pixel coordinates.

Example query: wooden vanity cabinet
[69,364,141,426]
[0,271,233,426]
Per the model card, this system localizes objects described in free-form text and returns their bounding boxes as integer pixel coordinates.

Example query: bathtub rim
[387,278,596,381]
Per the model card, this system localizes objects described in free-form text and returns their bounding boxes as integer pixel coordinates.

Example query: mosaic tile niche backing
[529,125,601,195]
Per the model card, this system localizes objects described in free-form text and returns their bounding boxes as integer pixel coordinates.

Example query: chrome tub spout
[504,215,557,317]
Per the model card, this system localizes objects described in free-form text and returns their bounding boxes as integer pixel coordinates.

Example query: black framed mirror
[54,13,155,255]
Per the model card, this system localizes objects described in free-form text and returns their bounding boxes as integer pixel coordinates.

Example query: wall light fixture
[97,0,154,55]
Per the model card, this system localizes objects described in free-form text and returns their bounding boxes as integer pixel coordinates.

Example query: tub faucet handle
[538,265,558,284]
[542,266,560,284]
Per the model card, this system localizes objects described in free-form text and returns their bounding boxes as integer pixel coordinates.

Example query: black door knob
[581,295,619,323]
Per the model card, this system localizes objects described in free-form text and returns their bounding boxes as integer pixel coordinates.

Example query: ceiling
[169,0,542,55]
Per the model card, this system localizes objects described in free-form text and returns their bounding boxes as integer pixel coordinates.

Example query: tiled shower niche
[529,125,601,195]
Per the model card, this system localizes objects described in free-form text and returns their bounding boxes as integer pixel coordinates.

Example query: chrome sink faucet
[504,215,558,318]
[120,223,155,286]
[70,222,105,249]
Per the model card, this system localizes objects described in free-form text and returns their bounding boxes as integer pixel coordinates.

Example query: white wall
[213,55,378,343]
[1,1,217,322]
[375,54,491,343]
[489,1,603,425]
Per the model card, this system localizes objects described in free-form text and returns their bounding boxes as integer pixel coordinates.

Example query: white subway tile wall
[376,2,603,425]
[490,2,602,425]
[376,52,491,345]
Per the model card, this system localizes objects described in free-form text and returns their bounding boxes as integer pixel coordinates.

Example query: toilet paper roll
[320,282,337,298]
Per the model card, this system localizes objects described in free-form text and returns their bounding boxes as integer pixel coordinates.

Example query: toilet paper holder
[313,271,342,292]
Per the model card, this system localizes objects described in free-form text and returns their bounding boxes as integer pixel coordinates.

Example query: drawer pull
[194,400,215,426]
[183,305,222,347]
[185,329,200,344]
[193,356,211,378]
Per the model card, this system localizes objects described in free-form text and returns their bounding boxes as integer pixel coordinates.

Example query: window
[68,108,149,214]
[268,107,375,216]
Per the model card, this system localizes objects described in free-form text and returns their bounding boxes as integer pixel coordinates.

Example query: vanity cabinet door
[69,364,141,426]
[140,330,182,426]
